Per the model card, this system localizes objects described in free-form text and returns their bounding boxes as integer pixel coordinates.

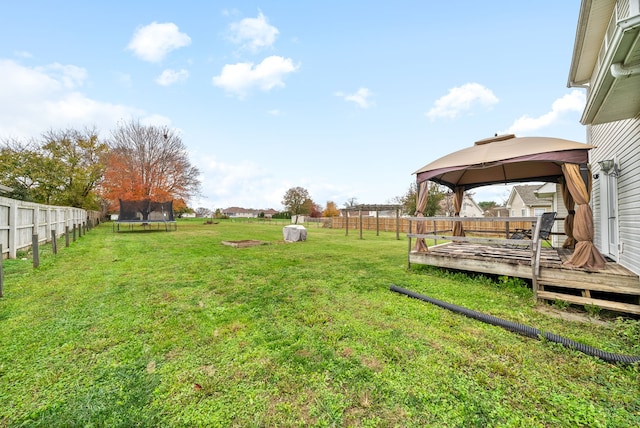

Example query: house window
[521,208,526,216]
[511,209,515,216]
[533,208,546,216]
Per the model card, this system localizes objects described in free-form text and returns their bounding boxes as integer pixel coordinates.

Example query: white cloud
[335,87,375,108]
[156,68,189,86]
[127,22,191,62]
[0,59,166,139]
[426,83,498,119]
[139,114,174,128]
[14,50,32,58]
[37,63,88,88]
[228,11,279,52]
[195,155,282,209]
[212,55,299,98]
[504,90,586,135]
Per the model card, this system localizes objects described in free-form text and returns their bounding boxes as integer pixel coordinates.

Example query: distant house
[567,0,640,273]
[506,185,553,217]
[223,207,256,218]
[262,209,279,219]
[484,206,509,217]
[507,184,567,247]
[530,182,567,247]
[440,192,484,217]
[222,207,279,218]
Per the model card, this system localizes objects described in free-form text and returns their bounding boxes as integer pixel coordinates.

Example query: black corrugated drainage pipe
[390,284,640,365]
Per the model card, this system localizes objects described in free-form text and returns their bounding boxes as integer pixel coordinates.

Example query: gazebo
[413,134,606,270]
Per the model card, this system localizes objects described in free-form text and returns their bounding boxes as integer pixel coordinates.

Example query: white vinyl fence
[0,196,96,259]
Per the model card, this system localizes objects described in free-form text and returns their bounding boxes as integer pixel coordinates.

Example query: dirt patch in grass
[221,240,265,248]
[534,305,609,326]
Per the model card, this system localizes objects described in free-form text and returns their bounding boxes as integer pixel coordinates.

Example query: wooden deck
[409,242,640,315]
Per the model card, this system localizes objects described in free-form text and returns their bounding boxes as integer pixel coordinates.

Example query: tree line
[279,183,503,219]
[0,121,200,215]
[279,182,453,219]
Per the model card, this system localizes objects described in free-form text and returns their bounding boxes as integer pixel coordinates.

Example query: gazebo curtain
[560,178,576,249]
[413,181,429,252]
[413,182,465,252]
[561,164,606,270]
[452,187,466,237]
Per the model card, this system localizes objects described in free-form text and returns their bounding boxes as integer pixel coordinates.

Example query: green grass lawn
[1,219,639,427]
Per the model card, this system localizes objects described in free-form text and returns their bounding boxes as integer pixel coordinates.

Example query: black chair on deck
[510,211,557,246]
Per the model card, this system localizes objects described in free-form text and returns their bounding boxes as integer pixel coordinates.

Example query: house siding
[509,197,527,217]
[590,113,640,275]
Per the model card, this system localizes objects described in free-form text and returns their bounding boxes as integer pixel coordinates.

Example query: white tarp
[283,225,307,242]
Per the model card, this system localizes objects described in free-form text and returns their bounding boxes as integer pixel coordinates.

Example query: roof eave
[580,15,640,124]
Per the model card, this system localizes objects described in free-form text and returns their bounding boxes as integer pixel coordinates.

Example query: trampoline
[113,199,177,232]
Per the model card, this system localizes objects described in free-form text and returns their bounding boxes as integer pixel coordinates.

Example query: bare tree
[195,207,212,218]
[102,120,201,207]
[344,197,358,207]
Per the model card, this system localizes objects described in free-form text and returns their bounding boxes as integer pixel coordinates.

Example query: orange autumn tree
[101,121,201,212]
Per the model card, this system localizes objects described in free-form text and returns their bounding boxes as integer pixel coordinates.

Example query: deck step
[537,290,640,315]
[537,277,640,295]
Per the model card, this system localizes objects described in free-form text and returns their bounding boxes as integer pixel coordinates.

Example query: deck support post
[530,216,544,300]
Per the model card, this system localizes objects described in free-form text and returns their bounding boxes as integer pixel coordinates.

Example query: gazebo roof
[414,134,594,190]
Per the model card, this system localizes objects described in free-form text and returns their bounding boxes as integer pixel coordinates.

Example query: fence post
[66,226,70,247]
[9,199,17,259]
[32,234,39,268]
[73,224,77,242]
[359,209,363,240]
[0,244,3,297]
[345,210,349,236]
[33,205,39,244]
[51,230,57,255]
[45,207,52,244]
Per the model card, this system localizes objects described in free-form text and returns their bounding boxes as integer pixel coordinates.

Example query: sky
[0,1,587,211]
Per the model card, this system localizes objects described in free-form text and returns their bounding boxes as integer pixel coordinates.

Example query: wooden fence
[0,196,100,259]
[330,216,533,238]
